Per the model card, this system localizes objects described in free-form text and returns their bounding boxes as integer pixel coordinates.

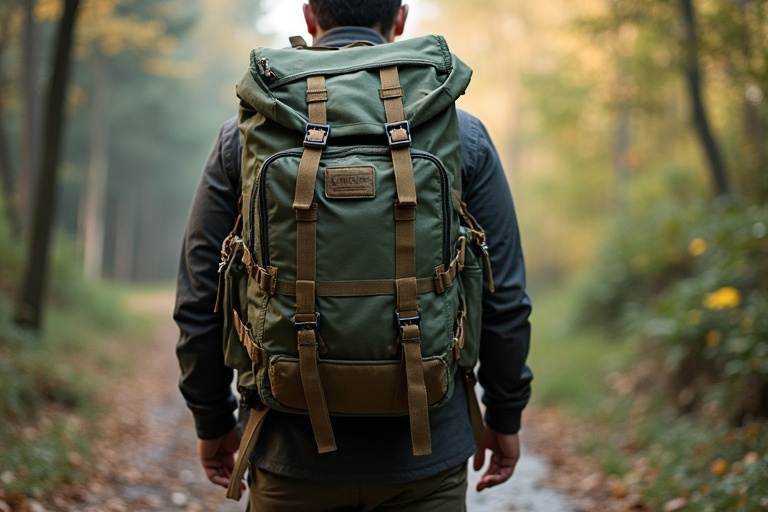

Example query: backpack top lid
[235,34,472,138]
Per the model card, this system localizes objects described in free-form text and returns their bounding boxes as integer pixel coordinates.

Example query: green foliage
[527,284,631,412]
[589,392,768,511]
[641,420,768,511]
[0,215,151,498]
[580,198,768,421]
[0,294,95,496]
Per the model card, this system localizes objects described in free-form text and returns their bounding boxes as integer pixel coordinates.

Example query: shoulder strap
[289,35,308,48]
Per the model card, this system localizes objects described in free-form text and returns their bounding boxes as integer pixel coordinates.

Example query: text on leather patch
[325,167,376,199]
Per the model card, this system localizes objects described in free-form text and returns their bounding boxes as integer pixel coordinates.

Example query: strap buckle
[396,311,421,341]
[293,312,321,332]
[385,120,411,148]
[304,123,330,148]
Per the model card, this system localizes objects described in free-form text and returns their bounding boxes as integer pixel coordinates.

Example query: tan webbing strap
[465,371,486,449]
[292,76,336,453]
[294,76,327,210]
[396,277,430,455]
[226,406,270,501]
[379,67,417,207]
[271,275,448,297]
[380,66,430,456]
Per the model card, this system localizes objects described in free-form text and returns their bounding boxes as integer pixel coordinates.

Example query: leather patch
[325,167,375,199]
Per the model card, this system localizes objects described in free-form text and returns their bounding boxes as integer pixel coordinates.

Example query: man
[174,1,532,510]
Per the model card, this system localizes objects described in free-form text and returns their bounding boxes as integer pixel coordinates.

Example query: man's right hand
[198,428,245,493]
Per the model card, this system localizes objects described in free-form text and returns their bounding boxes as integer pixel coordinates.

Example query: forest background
[1,0,767,510]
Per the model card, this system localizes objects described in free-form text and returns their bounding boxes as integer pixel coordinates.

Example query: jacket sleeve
[458,110,533,435]
[174,118,241,440]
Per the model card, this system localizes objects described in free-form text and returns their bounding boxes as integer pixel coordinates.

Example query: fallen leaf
[663,497,688,512]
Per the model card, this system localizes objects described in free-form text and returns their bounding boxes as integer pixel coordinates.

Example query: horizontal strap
[245,239,465,297]
[306,89,328,103]
[379,85,403,99]
[434,237,466,294]
[249,264,278,296]
[272,276,445,297]
[233,310,267,365]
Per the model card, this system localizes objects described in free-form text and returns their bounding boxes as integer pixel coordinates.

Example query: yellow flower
[688,238,707,257]
[710,458,729,476]
[703,287,741,310]
[704,330,722,347]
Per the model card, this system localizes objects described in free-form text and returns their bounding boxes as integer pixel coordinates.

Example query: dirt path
[54,292,243,512]
[45,291,597,512]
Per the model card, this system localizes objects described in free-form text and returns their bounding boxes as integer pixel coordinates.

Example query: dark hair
[308,0,402,33]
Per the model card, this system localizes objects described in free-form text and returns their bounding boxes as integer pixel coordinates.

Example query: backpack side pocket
[221,241,257,389]
[457,233,483,370]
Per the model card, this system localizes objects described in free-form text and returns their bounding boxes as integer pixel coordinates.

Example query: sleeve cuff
[194,410,238,440]
[484,408,522,434]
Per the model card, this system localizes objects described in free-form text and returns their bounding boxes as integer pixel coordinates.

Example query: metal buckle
[396,311,420,327]
[385,121,411,148]
[303,123,330,148]
[293,312,320,332]
[396,311,421,341]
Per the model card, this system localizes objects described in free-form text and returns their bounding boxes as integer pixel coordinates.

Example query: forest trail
[43,290,614,512]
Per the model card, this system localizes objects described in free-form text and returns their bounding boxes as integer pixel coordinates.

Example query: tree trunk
[614,100,632,207]
[112,193,137,281]
[679,0,731,196]
[80,54,109,281]
[18,0,41,232]
[0,91,20,235]
[15,0,81,330]
[0,11,21,235]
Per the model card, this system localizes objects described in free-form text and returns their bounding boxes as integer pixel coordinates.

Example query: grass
[0,280,157,500]
[526,282,632,413]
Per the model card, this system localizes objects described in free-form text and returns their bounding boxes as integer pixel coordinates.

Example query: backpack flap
[235,35,472,139]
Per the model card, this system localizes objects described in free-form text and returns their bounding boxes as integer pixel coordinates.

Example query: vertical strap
[465,370,486,449]
[380,66,430,456]
[379,66,417,206]
[294,75,328,210]
[226,406,270,501]
[292,75,336,453]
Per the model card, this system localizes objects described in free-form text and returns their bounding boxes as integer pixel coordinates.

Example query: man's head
[303,1,409,42]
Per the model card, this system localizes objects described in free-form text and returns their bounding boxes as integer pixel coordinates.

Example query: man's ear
[393,5,409,37]
[303,3,318,36]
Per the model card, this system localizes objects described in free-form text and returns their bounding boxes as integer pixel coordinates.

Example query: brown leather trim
[269,358,449,415]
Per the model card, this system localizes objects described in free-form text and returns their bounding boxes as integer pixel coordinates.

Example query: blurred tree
[0,1,20,234]
[72,0,193,280]
[679,0,730,196]
[585,0,768,201]
[423,0,617,284]
[17,0,42,234]
[15,0,81,329]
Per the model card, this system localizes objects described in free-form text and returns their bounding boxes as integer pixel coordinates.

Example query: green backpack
[217,36,492,492]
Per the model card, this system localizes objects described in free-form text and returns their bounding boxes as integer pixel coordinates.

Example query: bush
[579,198,768,420]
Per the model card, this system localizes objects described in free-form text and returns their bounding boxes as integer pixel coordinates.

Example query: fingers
[472,445,486,471]
[474,434,520,492]
[204,466,232,489]
[476,464,514,492]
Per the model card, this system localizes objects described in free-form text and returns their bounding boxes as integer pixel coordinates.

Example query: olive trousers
[246,462,468,512]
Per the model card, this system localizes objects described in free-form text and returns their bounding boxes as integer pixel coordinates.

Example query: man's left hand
[472,425,520,492]
[198,428,244,492]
